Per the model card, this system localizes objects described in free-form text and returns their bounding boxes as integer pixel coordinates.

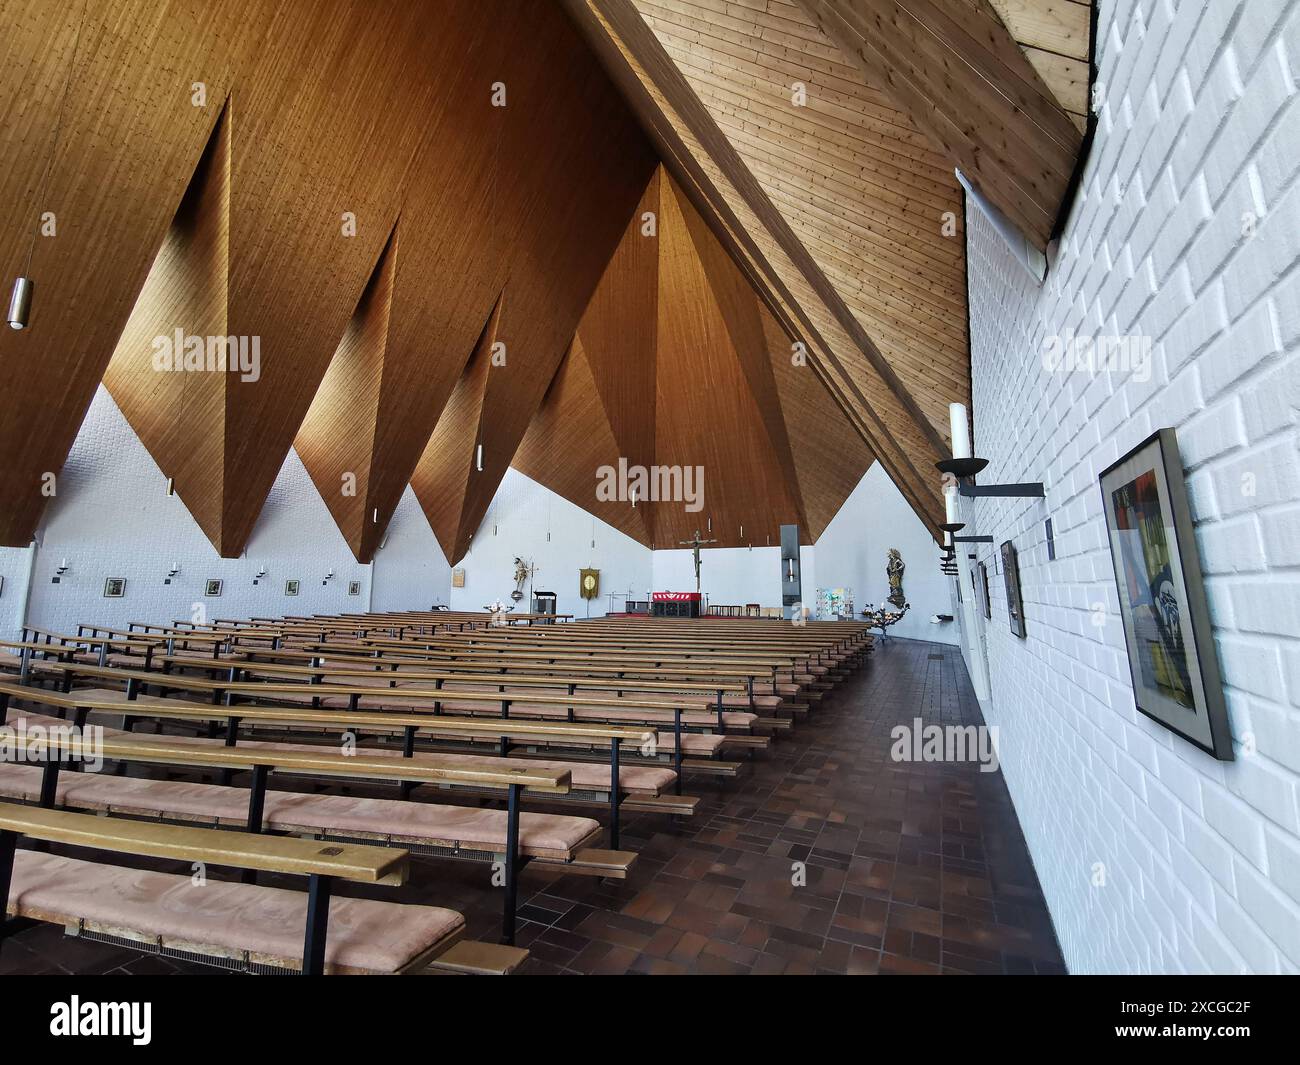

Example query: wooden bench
[0,686,637,944]
[22,662,755,768]
[0,678,661,846]
[0,802,526,974]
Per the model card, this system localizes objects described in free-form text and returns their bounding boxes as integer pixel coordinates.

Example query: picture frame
[347,580,361,596]
[451,568,465,589]
[284,579,300,597]
[103,577,126,598]
[977,560,992,620]
[204,578,223,597]
[1100,428,1232,759]
[1000,540,1025,638]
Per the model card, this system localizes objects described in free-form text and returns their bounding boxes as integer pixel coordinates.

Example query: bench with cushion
[0,802,525,974]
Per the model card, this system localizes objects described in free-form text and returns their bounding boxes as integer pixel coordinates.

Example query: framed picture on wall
[1000,541,1025,638]
[347,580,361,596]
[977,560,992,620]
[204,579,223,597]
[285,579,300,596]
[1100,428,1232,760]
[103,577,126,598]
[451,568,465,589]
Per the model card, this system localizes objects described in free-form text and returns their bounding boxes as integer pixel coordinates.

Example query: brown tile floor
[0,637,1066,975]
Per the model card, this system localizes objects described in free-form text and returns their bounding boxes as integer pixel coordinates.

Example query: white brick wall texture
[0,387,446,637]
[961,0,1300,973]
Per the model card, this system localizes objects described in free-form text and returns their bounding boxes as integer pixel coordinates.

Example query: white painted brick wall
[810,462,960,642]
[0,387,448,638]
[962,0,1300,973]
[451,467,652,620]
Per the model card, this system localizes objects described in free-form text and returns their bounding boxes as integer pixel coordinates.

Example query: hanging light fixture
[9,1,89,329]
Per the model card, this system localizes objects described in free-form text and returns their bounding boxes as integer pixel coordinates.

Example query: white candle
[949,402,971,459]
[945,486,958,524]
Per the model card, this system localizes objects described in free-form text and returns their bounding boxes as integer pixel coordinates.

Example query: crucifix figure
[678,528,718,592]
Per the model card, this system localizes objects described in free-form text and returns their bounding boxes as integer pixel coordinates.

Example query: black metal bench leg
[501,783,521,946]
[674,709,683,795]
[301,873,332,975]
[609,739,621,850]
[241,763,268,885]
[0,829,17,961]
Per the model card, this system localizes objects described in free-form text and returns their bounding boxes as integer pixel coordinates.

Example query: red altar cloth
[652,591,702,602]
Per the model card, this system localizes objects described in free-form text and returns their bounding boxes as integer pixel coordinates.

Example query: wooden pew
[0,802,524,973]
[153,652,793,732]
[0,687,630,944]
[22,662,761,766]
[0,679,662,848]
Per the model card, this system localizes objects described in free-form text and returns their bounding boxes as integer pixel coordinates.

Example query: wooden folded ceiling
[0,0,1089,558]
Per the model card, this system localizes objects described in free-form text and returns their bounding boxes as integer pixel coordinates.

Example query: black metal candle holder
[936,456,1043,498]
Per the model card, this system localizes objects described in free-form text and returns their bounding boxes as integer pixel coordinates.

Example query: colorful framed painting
[1100,428,1232,759]
[1000,540,1025,638]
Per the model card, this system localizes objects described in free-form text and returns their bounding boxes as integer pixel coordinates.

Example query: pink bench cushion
[8,850,461,974]
[0,752,600,860]
[19,694,677,794]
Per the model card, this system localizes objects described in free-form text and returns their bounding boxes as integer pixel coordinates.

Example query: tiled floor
[0,637,1066,975]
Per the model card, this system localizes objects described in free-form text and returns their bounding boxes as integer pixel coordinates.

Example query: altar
[651,591,702,618]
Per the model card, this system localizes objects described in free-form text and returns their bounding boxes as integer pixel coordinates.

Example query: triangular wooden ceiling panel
[102,97,231,551]
[0,0,266,547]
[410,297,501,565]
[576,170,661,490]
[293,224,398,563]
[512,162,886,549]
[512,335,652,547]
[414,2,658,565]
[653,173,805,548]
[763,310,875,540]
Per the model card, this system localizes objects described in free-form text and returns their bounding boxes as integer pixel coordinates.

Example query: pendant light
[9,1,88,329]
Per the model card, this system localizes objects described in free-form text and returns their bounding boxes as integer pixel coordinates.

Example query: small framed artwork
[451,568,465,589]
[1100,428,1232,759]
[103,577,126,598]
[284,579,300,596]
[975,561,992,620]
[347,580,361,596]
[1000,540,1025,638]
[204,579,223,597]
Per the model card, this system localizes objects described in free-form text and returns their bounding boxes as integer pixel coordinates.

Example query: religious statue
[677,529,718,592]
[886,548,906,608]
[511,557,530,602]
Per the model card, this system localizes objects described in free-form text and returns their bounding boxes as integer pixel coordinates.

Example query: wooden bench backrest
[0,801,407,884]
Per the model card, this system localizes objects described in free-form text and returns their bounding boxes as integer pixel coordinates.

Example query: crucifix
[678,529,718,592]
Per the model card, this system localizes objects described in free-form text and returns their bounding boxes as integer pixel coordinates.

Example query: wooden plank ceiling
[0,0,1089,559]
[798,0,1088,249]
[514,165,874,550]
